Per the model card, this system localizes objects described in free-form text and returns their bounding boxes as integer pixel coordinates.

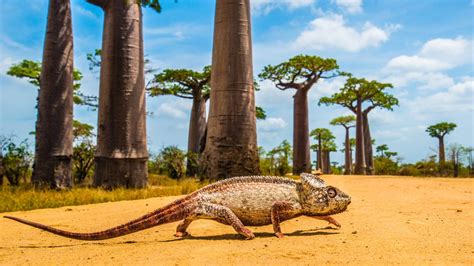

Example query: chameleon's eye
[327,188,337,198]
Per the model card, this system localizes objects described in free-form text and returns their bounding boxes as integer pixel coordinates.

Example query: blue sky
[0,0,473,164]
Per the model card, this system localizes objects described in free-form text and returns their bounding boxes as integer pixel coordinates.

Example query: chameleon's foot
[241,228,255,240]
[311,215,341,228]
[275,232,285,238]
[174,231,190,237]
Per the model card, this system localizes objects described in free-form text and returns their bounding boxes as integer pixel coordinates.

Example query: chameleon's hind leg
[174,218,195,237]
[271,201,293,238]
[195,203,255,240]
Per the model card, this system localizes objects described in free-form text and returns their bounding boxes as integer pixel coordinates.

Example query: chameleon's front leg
[308,215,341,228]
[271,201,293,238]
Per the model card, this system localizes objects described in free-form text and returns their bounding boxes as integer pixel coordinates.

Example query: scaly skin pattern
[4,173,351,240]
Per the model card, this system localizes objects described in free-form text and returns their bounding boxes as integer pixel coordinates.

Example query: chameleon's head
[299,173,351,216]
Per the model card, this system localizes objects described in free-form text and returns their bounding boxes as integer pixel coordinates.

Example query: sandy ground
[0,175,473,265]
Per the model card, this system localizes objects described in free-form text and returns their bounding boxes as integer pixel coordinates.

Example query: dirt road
[1,175,473,265]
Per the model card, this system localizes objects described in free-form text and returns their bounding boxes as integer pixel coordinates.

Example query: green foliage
[72,121,96,184]
[136,0,162,12]
[149,66,211,99]
[330,115,356,128]
[258,55,339,89]
[259,140,292,176]
[6,60,41,86]
[374,157,399,175]
[0,137,33,186]
[6,59,98,108]
[376,144,389,157]
[310,128,334,142]
[426,122,457,138]
[319,75,397,112]
[255,106,267,120]
[151,146,187,179]
[86,49,102,71]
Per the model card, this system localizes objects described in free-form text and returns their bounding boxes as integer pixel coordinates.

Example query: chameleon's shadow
[161,227,340,242]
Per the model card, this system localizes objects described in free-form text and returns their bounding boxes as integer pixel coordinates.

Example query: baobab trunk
[354,100,366,174]
[438,136,446,175]
[344,127,351,175]
[293,88,311,174]
[201,0,259,180]
[90,0,148,188]
[363,113,374,175]
[316,135,322,172]
[323,150,331,174]
[32,0,74,189]
[187,96,206,176]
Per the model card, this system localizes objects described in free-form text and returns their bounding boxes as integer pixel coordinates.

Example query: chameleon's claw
[241,228,255,240]
[174,231,190,237]
[275,232,285,238]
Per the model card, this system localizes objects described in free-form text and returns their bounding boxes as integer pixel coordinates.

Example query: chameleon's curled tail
[3,196,195,241]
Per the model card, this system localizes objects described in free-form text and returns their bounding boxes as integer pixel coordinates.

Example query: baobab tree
[149,66,211,176]
[330,115,355,174]
[376,144,389,157]
[320,75,397,175]
[426,122,457,175]
[259,55,339,174]
[28,0,74,188]
[310,128,335,173]
[322,140,337,174]
[87,0,162,188]
[201,0,259,180]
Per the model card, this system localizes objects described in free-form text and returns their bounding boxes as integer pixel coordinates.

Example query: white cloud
[383,71,454,90]
[419,37,472,66]
[258,117,287,131]
[73,5,99,20]
[293,14,393,52]
[406,77,474,116]
[251,0,316,15]
[333,0,363,13]
[385,37,472,73]
[157,100,192,119]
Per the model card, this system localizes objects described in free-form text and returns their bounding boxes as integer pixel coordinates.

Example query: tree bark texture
[201,0,259,180]
[344,127,351,175]
[363,113,374,175]
[292,88,311,174]
[323,150,331,174]
[92,0,148,188]
[438,136,445,175]
[354,100,366,174]
[187,96,207,176]
[316,136,322,172]
[32,0,74,189]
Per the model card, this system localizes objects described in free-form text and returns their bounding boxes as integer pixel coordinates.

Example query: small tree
[310,128,335,173]
[426,122,457,175]
[330,115,355,174]
[160,146,187,179]
[1,138,33,186]
[72,121,95,184]
[259,55,339,174]
[376,144,389,157]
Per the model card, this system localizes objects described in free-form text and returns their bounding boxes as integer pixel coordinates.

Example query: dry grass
[0,175,206,213]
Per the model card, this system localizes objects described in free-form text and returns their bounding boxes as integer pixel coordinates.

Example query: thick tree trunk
[92,0,148,188]
[187,96,207,176]
[32,0,74,189]
[201,0,259,180]
[323,150,331,174]
[316,136,322,172]
[354,100,366,174]
[363,113,374,175]
[344,127,351,175]
[438,136,445,176]
[292,88,311,174]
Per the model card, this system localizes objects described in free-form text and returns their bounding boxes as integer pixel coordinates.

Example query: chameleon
[4,173,351,240]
